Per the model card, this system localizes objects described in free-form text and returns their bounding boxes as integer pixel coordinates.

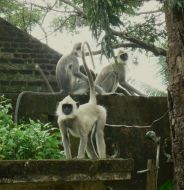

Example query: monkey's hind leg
[60,128,72,159]
[86,126,99,159]
[86,138,98,159]
[77,135,88,159]
[95,116,106,159]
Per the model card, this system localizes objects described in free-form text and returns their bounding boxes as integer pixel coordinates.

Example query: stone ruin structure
[0,18,173,190]
[0,17,61,93]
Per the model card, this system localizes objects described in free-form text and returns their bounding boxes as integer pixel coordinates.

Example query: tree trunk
[165,5,184,190]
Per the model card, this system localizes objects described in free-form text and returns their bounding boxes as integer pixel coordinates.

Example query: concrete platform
[0,159,133,183]
[0,159,133,190]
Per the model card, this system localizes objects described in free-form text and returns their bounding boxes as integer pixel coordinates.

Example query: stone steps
[0,80,58,93]
[0,68,55,81]
[0,159,133,190]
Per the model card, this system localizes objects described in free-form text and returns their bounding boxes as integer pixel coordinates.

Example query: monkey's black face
[62,104,73,115]
[120,53,128,61]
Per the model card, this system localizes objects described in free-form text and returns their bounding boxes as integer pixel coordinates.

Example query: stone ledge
[0,159,133,184]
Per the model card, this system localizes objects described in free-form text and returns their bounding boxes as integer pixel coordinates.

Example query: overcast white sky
[30,0,166,92]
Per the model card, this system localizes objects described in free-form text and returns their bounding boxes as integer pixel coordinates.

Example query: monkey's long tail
[14,91,63,123]
[81,42,96,105]
[85,44,96,70]
[35,64,54,93]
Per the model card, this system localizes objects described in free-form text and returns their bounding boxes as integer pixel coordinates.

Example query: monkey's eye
[62,104,73,115]
[120,53,128,61]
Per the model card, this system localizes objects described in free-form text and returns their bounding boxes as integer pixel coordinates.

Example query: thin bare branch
[86,42,140,56]
[60,0,84,16]
[40,0,57,25]
[17,1,73,14]
[38,16,74,41]
[28,3,32,32]
[37,23,48,44]
[157,21,165,26]
[136,9,162,15]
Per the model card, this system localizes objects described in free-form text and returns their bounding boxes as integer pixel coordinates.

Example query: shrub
[159,180,174,190]
[0,95,65,160]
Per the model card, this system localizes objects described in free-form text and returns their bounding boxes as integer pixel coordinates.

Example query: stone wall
[0,18,61,93]
[0,159,133,190]
[8,93,173,189]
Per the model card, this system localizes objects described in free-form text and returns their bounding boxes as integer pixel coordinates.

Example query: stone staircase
[0,17,61,93]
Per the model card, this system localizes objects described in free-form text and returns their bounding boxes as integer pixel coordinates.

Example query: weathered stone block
[0,159,133,190]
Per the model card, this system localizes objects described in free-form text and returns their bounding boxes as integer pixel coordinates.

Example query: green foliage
[166,0,184,11]
[127,14,167,45]
[83,0,142,38]
[154,56,168,87]
[51,16,86,33]
[128,56,168,96]
[0,0,42,32]
[82,0,143,58]
[0,96,65,160]
[159,180,174,190]
[129,79,167,97]
[0,96,14,128]
[140,83,167,97]
[101,34,117,58]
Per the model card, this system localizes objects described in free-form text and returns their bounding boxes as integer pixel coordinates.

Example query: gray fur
[56,42,107,159]
[56,42,104,95]
[95,50,146,96]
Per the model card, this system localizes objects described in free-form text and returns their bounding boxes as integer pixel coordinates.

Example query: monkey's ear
[76,102,80,108]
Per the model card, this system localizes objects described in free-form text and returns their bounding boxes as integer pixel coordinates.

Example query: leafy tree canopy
[0,0,41,32]
[0,0,183,57]
[0,0,167,57]
[56,0,167,58]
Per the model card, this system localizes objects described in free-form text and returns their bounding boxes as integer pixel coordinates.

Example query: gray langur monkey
[56,41,107,159]
[95,50,146,96]
[56,42,104,95]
